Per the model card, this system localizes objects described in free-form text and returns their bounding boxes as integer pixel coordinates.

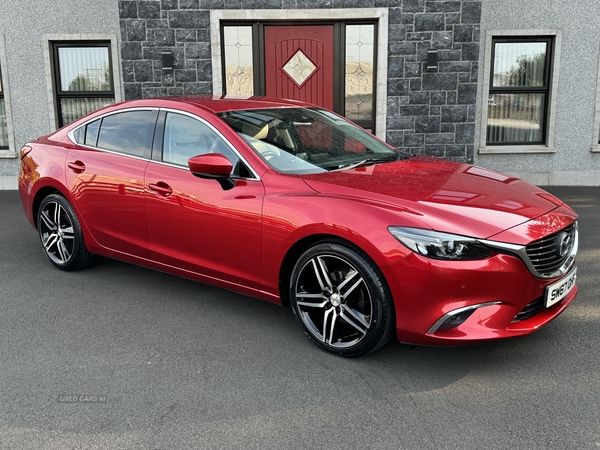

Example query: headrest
[242,123,268,140]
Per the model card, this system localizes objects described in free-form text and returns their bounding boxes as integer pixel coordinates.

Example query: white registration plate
[545,267,577,308]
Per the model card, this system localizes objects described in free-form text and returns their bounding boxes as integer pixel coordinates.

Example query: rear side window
[96,110,155,158]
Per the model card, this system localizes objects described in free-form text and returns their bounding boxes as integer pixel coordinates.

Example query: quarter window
[52,42,115,127]
[487,37,553,145]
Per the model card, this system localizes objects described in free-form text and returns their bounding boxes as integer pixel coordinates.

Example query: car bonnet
[299,156,569,240]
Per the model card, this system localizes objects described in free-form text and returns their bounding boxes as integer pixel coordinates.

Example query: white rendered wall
[476,0,600,185]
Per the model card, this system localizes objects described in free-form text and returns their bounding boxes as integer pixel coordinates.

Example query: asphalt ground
[0,186,599,449]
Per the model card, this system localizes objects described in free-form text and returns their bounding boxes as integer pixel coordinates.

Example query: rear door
[66,109,157,257]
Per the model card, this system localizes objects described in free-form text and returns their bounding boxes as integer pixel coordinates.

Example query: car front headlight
[388,227,495,260]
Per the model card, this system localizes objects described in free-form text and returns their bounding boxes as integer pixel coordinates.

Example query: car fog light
[427,301,502,334]
[437,309,475,331]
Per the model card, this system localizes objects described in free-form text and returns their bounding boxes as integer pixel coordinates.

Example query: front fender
[260,191,429,298]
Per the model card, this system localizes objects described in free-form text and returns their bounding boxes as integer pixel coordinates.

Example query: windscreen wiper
[330,156,399,171]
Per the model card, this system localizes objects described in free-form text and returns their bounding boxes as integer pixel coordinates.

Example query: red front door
[264,25,334,110]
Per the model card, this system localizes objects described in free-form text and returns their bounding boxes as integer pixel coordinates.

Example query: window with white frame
[480,31,560,153]
[51,41,115,127]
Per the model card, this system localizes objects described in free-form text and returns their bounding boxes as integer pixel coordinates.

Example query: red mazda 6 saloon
[18,97,578,356]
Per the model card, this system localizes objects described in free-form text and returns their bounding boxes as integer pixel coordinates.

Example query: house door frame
[211,8,389,139]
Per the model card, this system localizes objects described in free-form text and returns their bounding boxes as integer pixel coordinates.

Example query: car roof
[49,95,318,142]
[151,95,316,113]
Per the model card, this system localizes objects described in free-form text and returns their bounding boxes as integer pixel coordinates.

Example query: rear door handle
[149,182,173,197]
[68,161,86,173]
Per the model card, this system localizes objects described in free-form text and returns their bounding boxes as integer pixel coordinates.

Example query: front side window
[52,42,115,127]
[0,64,7,149]
[163,112,241,168]
[487,37,553,145]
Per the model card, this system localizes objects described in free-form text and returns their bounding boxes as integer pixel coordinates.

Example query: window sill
[591,145,600,153]
[478,145,556,155]
[0,150,17,159]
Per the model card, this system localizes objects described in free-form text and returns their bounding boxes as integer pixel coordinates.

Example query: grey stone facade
[118,0,482,163]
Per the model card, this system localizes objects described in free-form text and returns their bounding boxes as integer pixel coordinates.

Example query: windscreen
[218,107,410,175]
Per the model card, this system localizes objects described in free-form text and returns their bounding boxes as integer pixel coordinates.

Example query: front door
[144,110,264,290]
[264,25,334,110]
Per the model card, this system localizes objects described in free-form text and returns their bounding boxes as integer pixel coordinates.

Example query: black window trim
[51,40,116,128]
[68,106,262,180]
[487,35,554,147]
[150,107,261,181]
[67,107,158,161]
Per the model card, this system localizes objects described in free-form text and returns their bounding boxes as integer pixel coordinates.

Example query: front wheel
[37,194,94,271]
[289,240,395,357]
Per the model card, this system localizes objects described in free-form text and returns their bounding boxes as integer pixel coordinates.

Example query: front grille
[512,297,544,322]
[525,223,577,277]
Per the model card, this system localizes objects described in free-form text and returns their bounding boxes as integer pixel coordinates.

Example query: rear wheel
[290,240,394,357]
[37,194,93,271]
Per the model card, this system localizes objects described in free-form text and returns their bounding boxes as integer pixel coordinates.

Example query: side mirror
[188,154,235,190]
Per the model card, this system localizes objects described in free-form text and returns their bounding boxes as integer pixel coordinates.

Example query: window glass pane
[493,42,547,87]
[487,93,545,143]
[164,113,239,168]
[345,24,374,121]
[72,126,84,143]
[97,111,154,158]
[85,119,100,146]
[219,107,399,175]
[223,26,254,96]
[0,98,7,148]
[60,97,114,126]
[58,47,112,92]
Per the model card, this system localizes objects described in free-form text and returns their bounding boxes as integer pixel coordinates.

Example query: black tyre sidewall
[290,240,394,357]
[37,194,92,271]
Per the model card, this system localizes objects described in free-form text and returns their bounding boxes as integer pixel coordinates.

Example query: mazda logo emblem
[558,232,572,257]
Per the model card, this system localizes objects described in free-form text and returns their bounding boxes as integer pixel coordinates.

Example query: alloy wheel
[39,200,75,265]
[294,254,373,349]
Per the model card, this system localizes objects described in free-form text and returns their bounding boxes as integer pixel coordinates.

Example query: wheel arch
[278,232,393,307]
[31,185,66,230]
[30,182,101,254]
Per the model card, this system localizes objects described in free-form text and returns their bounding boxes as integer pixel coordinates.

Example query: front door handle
[68,161,86,173]
[149,182,173,197]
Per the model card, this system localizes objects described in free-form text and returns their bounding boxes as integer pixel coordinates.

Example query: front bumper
[382,237,578,346]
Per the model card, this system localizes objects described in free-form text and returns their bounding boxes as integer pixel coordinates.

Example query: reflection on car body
[18,96,578,356]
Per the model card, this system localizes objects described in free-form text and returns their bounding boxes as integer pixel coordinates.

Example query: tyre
[290,240,395,357]
[37,194,94,271]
